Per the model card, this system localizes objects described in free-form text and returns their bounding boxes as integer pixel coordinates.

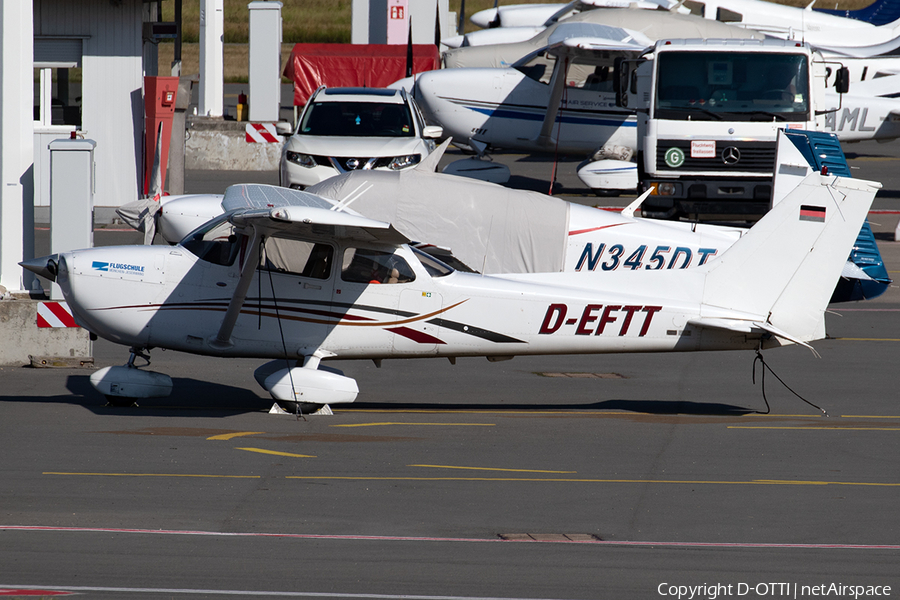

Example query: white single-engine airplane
[23,159,879,409]
[469,0,900,58]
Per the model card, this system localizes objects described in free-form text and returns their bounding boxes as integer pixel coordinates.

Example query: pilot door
[336,245,443,355]
[256,236,337,352]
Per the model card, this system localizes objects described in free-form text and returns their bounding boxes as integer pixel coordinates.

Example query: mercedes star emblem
[722,146,741,165]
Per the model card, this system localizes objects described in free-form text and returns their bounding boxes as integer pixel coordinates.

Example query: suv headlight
[385,154,421,170]
[285,151,316,168]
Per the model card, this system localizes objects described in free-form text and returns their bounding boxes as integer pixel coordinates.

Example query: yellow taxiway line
[235,447,316,458]
[206,431,265,441]
[410,464,577,474]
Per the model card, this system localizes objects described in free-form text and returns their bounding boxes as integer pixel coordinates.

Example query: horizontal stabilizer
[688,318,816,354]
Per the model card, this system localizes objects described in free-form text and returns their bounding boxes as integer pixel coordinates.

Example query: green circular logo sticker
[664,147,685,168]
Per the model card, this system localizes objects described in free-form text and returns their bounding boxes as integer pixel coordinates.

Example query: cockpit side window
[261,237,334,280]
[181,216,243,267]
[341,248,416,284]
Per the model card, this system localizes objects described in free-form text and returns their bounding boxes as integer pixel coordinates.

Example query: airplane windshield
[412,247,455,277]
[654,52,810,122]
[514,52,557,84]
[181,215,243,267]
[300,101,415,137]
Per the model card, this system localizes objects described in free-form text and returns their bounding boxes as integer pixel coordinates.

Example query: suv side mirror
[423,125,443,139]
[275,122,294,136]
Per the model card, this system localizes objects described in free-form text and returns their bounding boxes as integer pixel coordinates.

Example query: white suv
[280,87,443,190]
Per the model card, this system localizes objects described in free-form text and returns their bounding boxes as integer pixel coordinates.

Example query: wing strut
[537,55,570,147]
[210,228,263,350]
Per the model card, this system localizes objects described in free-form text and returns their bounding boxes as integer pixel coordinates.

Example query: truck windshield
[654,52,809,122]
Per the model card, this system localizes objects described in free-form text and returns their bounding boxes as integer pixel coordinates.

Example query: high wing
[220,182,340,213]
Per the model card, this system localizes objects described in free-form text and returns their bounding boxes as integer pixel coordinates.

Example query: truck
[614,38,848,220]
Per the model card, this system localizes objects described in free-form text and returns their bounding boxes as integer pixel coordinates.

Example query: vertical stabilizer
[701,172,879,342]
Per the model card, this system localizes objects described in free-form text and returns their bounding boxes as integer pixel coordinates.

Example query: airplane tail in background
[699,171,879,344]
[816,0,900,27]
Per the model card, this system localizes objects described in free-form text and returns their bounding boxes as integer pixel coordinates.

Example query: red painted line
[567,223,628,236]
[2,526,897,550]
[0,591,72,596]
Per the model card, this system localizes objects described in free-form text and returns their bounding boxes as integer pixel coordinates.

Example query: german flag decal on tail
[800,205,826,222]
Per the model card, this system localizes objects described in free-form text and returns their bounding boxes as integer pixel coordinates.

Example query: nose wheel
[90,347,173,406]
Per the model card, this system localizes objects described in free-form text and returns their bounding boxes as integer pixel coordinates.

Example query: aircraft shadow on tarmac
[48,375,273,416]
[349,399,758,416]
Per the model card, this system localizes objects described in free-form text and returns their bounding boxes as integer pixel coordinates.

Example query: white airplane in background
[22,162,879,409]
[442,8,763,69]
[678,0,900,57]
[447,0,683,48]
[469,0,681,30]
[468,0,900,57]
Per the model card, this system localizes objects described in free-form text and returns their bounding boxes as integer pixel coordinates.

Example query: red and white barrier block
[245,123,279,143]
[37,302,79,328]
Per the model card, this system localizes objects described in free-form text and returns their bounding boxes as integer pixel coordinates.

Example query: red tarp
[283,44,441,107]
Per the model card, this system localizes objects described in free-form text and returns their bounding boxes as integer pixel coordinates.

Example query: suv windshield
[300,101,415,137]
[655,52,810,122]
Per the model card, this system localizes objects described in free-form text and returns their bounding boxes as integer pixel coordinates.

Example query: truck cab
[618,39,846,220]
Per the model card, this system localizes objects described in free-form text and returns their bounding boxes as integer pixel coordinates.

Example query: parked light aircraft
[468,0,669,29]
[677,0,900,58]
[22,165,878,407]
[468,0,900,57]
[448,0,682,48]
[442,9,763,69]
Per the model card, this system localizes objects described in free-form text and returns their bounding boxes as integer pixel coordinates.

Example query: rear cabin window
[261,238,334,280]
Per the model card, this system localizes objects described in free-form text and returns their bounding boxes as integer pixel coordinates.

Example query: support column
[198,0,224,117]
[0,0,35,293]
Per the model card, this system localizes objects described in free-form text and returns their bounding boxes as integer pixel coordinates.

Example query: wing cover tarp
[308,169,569,274]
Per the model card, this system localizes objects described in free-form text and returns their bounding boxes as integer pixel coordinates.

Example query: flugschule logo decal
[92,261,145,275]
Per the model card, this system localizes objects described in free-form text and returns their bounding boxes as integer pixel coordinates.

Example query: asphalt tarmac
[4,143,900,599]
